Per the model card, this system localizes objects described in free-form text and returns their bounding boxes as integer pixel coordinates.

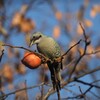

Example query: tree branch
[1,82,44,99]
[67,23,89,82]
[2,44,50,63]
[86,49,100,55]
[0,49,4,63]
[43,66,100,99]
[62,39,82,57]
[74,78,100,89]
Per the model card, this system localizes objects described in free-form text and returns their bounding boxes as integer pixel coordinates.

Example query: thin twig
[92,79,100,84]
[90,91,100,99]
[1,82,44,99]
[61,86,93,100]
[84,86,93,95]
[86,49,100,55]
[2,44,49,63]
[74,78,100,89]
[79,86,86,100]
[24,80,29,100]
[0,49,4,62]
[44,66,100,99]
[67,23,88,82]
[63,87,78,96]
[62,39,82,57]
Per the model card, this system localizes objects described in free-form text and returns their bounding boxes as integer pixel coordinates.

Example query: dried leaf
[55,11,62,21]
[78,47,84,55]
[77,6,84,21]
[84,19,92,27]
[7,48,14,59]
[66,23,72,32]
[20,18,35,33]
[87,45,94,53]
[14,49,20,59]
[15,63,26,75]
[90,5,100,18]
[90,8,97,18]
[77,24,83,35]
[84,0,89,7]
[0,24,8,36]
[11,12,23,27]
[95,47,100,58]
[53,25,60,38]
[2,64,14,83]
[20,4,28,14]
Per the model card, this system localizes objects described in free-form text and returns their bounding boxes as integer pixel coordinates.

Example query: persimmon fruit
[21,52,41,69]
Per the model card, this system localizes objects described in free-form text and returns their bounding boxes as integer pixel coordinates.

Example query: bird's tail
[47,61,61,99]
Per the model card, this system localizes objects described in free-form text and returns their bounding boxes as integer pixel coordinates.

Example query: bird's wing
[37,37,61,60]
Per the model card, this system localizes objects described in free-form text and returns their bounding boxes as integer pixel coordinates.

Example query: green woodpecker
[29,32,62,93]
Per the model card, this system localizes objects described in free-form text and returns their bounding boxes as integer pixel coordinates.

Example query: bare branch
[2,44,50,63]
[1,82,44,99]
[44,66,100,99]
[62,39,82,57]
[86,49,100,55]
[61,86,93,99]
[67,23,89,82]
[90,91,100,99]
[0,49,4,62]
[74,78,100,89]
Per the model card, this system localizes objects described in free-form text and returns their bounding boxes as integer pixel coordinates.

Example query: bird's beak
[29,41,33,47]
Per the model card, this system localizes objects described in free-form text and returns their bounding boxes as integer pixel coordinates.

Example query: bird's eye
[39,35,42,38]
[33,36,35,39]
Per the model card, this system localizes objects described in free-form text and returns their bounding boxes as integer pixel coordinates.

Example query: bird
[29,32,62,97]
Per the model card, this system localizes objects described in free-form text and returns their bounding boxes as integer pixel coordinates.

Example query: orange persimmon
[21,52,41,69]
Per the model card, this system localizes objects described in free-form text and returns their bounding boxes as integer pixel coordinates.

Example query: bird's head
[29,32,44,47]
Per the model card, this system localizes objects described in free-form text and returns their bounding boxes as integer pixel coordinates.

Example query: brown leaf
[87,45,94,53]
[11,12,23,27]
[0,23,8,36]
[55,11,62,21]
[77,24,83,35]
[78,47,84,55]
[20,18,35,33]
[20,4,28,14]
[15,63,26,75]
[66,23,72,32]
[95,47,100,58]
[53,25,60,38]
[77,6,84,21]
[7,48,14,59]
[2,64,14,83]
[90,5,100,18]
[84,19,92,27]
